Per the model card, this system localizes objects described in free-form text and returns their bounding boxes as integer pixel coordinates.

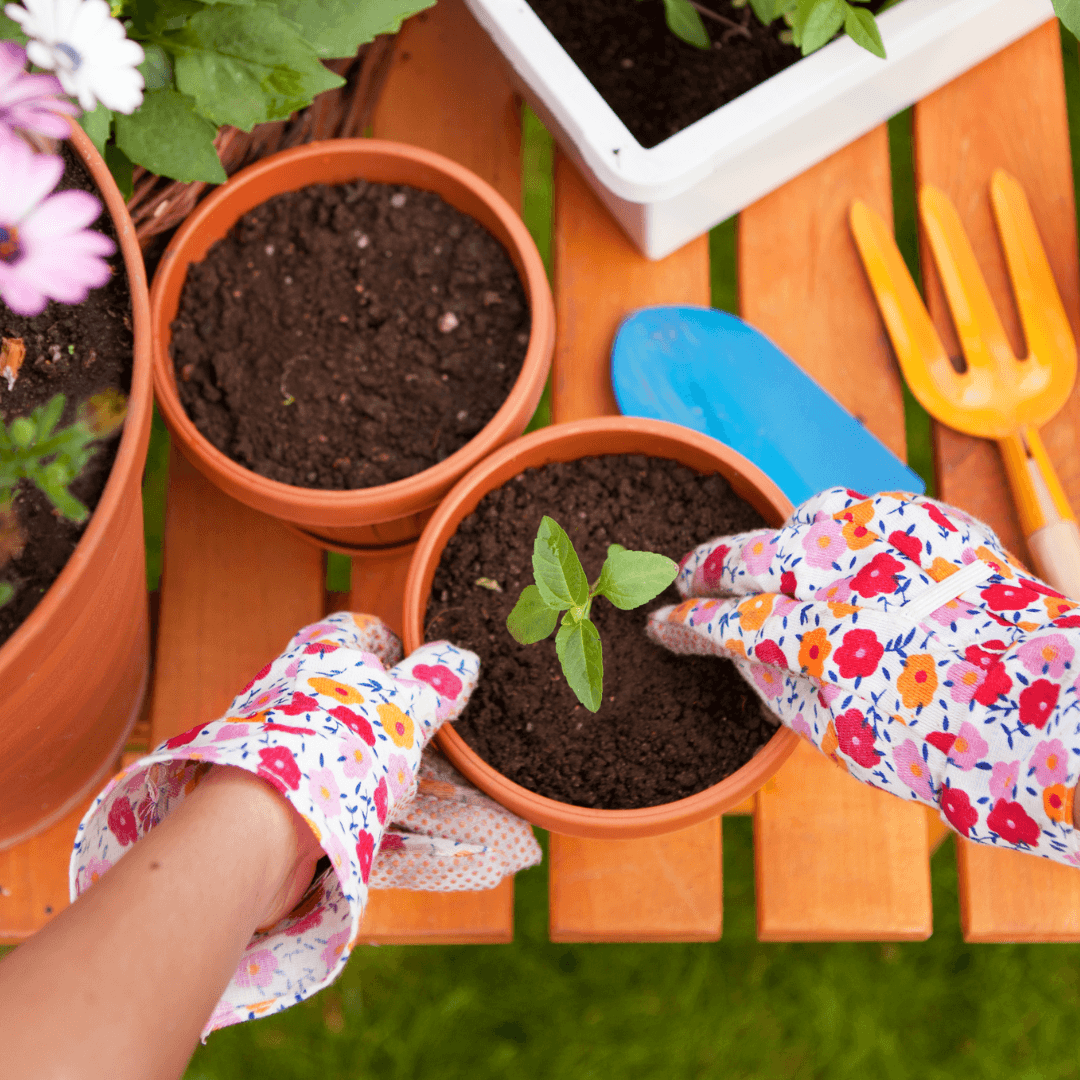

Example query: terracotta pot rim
[150,138,555,521]
[403,416,801,839]
[0,121,153,669]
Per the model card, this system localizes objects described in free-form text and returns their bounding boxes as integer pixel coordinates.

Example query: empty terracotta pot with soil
[151,140,555,552]
[0,122,153,848]
[402,416,801,840]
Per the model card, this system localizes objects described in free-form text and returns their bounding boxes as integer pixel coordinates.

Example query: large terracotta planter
[403,416,801,840]
[0,122,153,849]
[151,140,555,553]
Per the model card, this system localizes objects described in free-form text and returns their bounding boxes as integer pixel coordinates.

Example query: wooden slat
[360,0,523,942]
[0,798,91,944]
[741,126,933,940]
[546,153,721,941]
[151,449,324,744]
[912,21,1080,939]
[549,819,722,943]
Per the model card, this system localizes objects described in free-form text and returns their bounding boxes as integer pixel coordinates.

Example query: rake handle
[999,428,1080,601]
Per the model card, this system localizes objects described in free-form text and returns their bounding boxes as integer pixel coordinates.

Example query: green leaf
[0,11,27,43]
[114,88,226,182]
[127,0,204,37]
[843,3,884,57]
[555,616,603,713]
[168,3,344,131]
[607,543,625,558]
[748,0,778,22]
[0,582,13,608]
[104,143,134,199]
[277,0,435,58]
[506,584,560,645]
[139,42,175,90]
[532,516,589,611]
[798,0,844,53]
[596,549,679,611]
[81,104,113,157]
[661,0,710,49]
[1056,0,1080,39]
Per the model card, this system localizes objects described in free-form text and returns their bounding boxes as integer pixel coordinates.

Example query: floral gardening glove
[647,488,1080,867]
[68,611,535,1037]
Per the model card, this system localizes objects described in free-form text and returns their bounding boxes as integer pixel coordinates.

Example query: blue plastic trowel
[611,306,924,505]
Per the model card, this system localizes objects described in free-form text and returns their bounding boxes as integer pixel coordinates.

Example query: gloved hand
[69,612,537,1037]
[647,487,1080,866]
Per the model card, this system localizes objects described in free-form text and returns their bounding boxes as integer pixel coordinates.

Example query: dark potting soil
[425,454,778,809]
[529,0,802,147]
[171,181,530,490]
[0,143,132,650]
[530,0,892,148]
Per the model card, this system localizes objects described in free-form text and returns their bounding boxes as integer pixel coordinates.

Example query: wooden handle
[1026,519,1080,601]
[998,428,1080,600]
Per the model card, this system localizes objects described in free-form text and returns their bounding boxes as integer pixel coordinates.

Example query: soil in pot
[424,453,779,810]
[0,143,132,649]
[170,180,530,490]
[529,0,889,148]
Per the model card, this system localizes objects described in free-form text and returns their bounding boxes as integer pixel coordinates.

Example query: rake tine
[919,185,1015,386]
[990,169,1076,388]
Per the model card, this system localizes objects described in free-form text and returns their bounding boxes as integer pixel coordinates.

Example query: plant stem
[687,1,752,39]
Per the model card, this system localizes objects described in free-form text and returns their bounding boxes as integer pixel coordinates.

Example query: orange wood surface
[549,819,722,942]
[0,798,90,944]
[362,880,514,944]
[741,126,933,941]
[546,154,720,942]
[912,22,1080,940]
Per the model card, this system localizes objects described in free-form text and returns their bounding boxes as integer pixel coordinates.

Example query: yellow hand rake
[850,171,1080,599]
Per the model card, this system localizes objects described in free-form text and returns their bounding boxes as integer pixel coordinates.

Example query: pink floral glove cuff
[68,612,479,1037]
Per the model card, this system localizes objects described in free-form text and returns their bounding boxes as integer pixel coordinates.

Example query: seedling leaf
[842,2,885,57]
[661,0,710,49]
[556,616,603,712]
[532,516,589,610]
[596,549,679,610]
[0,582,12,608]
[798,0,844,54]
[507,583,560,645]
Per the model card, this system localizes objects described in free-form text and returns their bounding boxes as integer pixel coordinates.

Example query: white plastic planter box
[465,0,1056,259]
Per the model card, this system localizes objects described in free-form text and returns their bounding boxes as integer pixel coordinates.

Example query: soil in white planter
[530,0,888,148]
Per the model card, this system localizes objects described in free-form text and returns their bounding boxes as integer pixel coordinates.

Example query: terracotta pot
[0,122,153,849]
[403,416,802,840]
[151,140,555,550]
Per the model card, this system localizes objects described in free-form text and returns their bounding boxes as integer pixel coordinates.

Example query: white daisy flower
[4,0,144,114]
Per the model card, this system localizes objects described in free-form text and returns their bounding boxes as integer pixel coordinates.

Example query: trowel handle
[999,428,1080,601]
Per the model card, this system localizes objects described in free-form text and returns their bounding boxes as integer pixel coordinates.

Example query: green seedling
[649,0,887,60]
[0,390,127,607]
[506,516,678,712]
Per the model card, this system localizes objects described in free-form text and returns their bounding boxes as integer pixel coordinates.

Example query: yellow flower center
[1042,646,1058,663]
[320,785,331,800]
[1048,754,1059,771]
[954,736,968,754]
[910,762,923,779]
[962,670,979,685]
[817,535,832,549]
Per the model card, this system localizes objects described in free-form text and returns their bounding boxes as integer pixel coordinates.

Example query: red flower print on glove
[239,662,272,695]
[701,544,730,588]
[888,530,923,562]
[941,786,978,837]
[165,724,202,750]
[835,708,880,768]
[412,664,463,700]
[257,746,301,793]
[107,796,139,847]
[834,628,884,679]
[987,798,1040,846]
[356,831,375,884]
[851,553,904,598]
[981,582,1039,611]
[279,692,319,716]
[780,570,797,596]
[1019,680,1061,730]
[755,639,787,667]
[330,705,376,746]
[927,504,957,532]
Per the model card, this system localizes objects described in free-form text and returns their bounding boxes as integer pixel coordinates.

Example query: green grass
[130,51,1080,1078]
[185,823,1080,1079]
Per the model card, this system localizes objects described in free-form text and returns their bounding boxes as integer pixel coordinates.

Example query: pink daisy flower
[989,759,1020,802]
[893,739,934,802]
[1031,739,1069,787]
[0,41,75,139]
[0,131,114,315]
[802,517,846,568]
[1017,634,1074,679]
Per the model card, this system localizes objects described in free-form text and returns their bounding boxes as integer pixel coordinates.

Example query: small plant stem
[687,1,752,39]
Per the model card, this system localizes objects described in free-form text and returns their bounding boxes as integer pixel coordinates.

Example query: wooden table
[3,3,1080,945]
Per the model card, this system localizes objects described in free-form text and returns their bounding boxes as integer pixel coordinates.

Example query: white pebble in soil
[438,311,459,333]
[357,234,370,249]
[390,192,407,208]
[456,409,467,421]
[264,244,274,256]
[284,276,292,285]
